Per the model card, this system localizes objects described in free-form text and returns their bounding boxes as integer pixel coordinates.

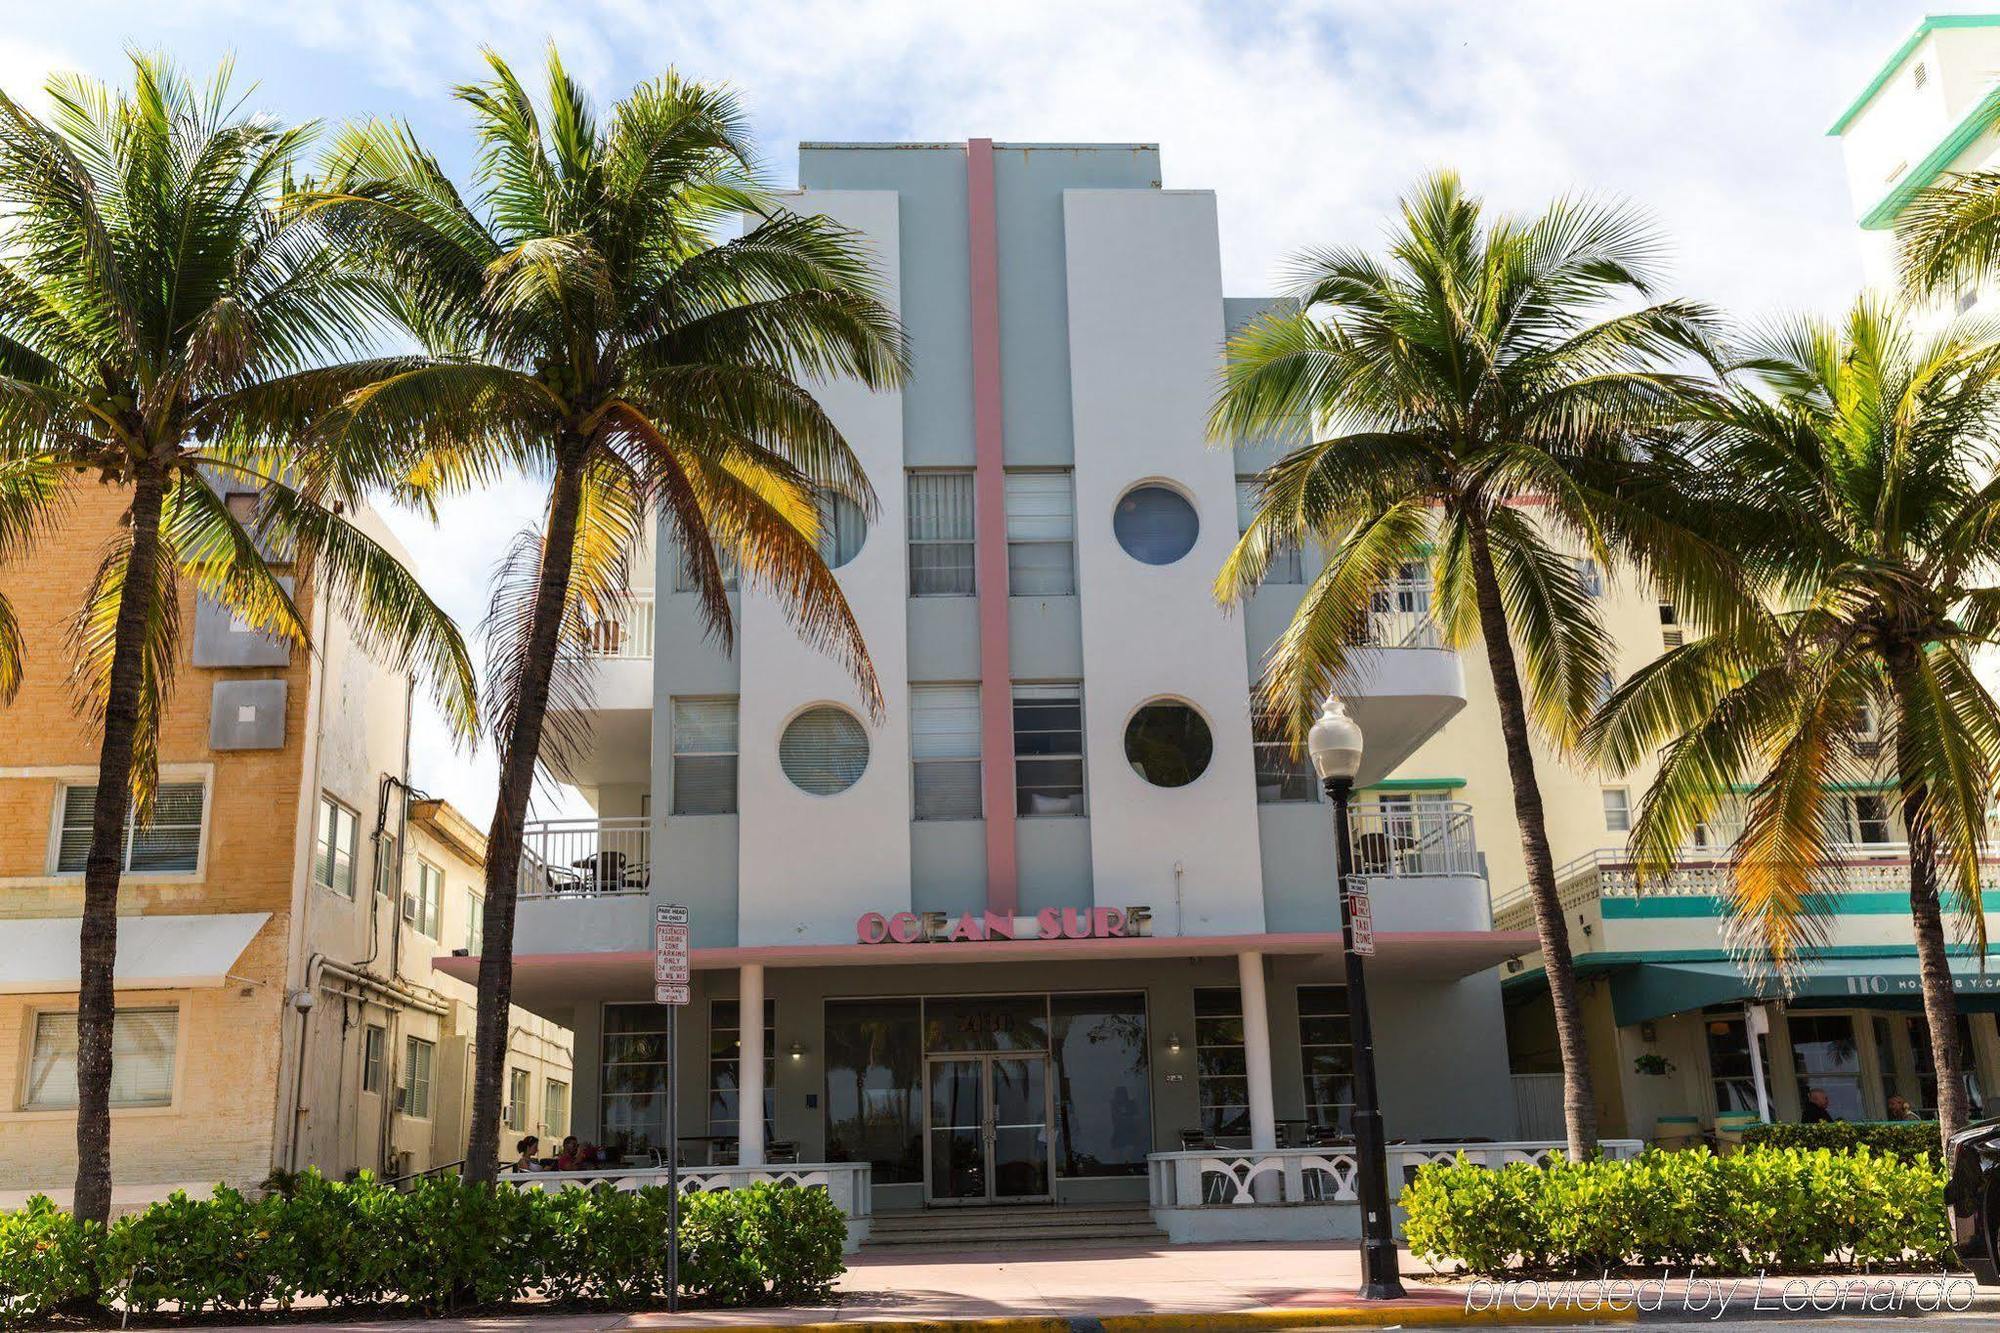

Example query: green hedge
[1402,1146,1952,1276]
[1742,1120,1942,1163]
[0,1174,845,1326]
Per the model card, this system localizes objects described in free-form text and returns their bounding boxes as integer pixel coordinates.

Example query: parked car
[1948,1118,2000,1284]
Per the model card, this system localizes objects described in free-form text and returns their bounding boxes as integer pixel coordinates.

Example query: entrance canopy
[0,913,269,993]
[1609,953,2000,1026]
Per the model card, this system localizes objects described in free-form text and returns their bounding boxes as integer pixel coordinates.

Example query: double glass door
[926,1054,1052,1204]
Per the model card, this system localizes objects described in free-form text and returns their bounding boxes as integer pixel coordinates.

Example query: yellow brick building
[0,482,568,1208]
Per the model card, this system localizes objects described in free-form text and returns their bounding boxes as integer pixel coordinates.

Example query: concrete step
[864,1205,1165,1249]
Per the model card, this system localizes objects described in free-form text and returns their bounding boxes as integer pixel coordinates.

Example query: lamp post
[1308,696,1405,1301]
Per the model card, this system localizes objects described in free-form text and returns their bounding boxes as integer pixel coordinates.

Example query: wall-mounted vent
[1914,61,1929,91]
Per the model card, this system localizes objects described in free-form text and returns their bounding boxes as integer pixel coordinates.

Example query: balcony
[1346,577,1443,650]
[581,594,655,661]
[1335,799,1491,935]
[519,817,651,898]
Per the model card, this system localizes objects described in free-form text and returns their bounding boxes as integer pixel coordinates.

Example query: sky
[0,0,1947,823]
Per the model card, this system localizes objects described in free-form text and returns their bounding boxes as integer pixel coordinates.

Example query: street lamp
[1307,696,1405,1301]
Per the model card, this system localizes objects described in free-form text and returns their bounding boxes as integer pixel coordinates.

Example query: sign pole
[654,903,691,1313]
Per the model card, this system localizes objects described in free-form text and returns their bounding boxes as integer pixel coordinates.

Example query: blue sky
[0,1,1954,819]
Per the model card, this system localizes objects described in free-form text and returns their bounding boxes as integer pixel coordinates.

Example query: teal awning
[1610,955,2000,1026]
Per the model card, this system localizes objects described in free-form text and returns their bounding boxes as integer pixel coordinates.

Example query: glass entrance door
[925,1054,1051,1204]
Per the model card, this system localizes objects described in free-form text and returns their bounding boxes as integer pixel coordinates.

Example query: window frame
[405,858,443,939]
[506,1066,531,1133]
[1235,477,1303,585]
[1297,984,1354,1134]
[313,793,360,898]
[52,779,209,878]
[20,1003,181,1113]
[465,889,485,954]
[1004,469,1077,597]
[402,1035,436,1120]
[1013,682,1086,817]
[361,1024,386,1094]
[907,469,976,597]
[1192,986,1249,1141]
[670,696,740,816]
[708,998,777,1144]
[911,682,983,821]
[1601,787,1632,834]
[545,1077,571,1138]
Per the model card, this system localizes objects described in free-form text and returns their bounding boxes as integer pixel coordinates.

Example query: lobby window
[908,470,975,596]
[1704,1012,1770,1115]
[1252,714,1317,804]
[1005,470,1075,595]
[1298,985,1354,1135]
[1909,1014,1983,1118]
[709,999,776,1148]
[1014,683,1085,816]
[22,1007,177,1111]
[313,793,358,896]
[545,1078,570,1138]
[402,1036,434,1119]
[1193,987,1248,1140]
[1235,477,1302,584]
[506,1067,531,1132]
[1788,1014,1863,1120]
[1601,787,1631,833]
[465,890,485,953]
[824,997,923,1183]
[602,1003,673,1155]
[361,1024,386,1094]
[912,684,981,820]
[405,858,443,938]
[671,698,739,815]
[1052,993,1151,1177]
[56,782,205,875]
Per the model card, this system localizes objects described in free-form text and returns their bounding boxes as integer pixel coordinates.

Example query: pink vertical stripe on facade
[967,138,1019,915]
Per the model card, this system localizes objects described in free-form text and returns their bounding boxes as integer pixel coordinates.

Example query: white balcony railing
[518,817,651,898]
[498,1162,872,1219]
[1347,799,1480,878]
[1347,578,1443,650]
[580,594,655,660]
[1147,1139,1642,1208]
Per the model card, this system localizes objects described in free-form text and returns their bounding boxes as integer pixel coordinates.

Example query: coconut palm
[0,56,476,1232]
[1213,172,1731,1158]
[1587,297,2000,1147]
[1897,167,2000,300]
[298,49,905,1182]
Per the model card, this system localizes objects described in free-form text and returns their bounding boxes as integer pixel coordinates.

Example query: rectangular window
[1909,1014,1983,1118]
[23,1007,177,1110]
[1235,478,1302,584]
[1298,985,1354,1135]
[402,1036,435,1119]
[1704,1012,1771,1115]
[56,783,205,875]
[824,998,923,1183]
[1193,987,1248,1140]
[908,470,975,596]
[1575,557,1604,597]
[710,999,776,1147]
[602,1003,672,1155]
[912,684,982,820]
[465,890,485,953]
[674,546,738,594]
[361,1024,386,1094]
[506,1067,531,1132]
[1014,683,1085,817]
[1252,715,1317,804]
[1005,471,1076,596]
[313,794,358,897]
[545,1078,571,1138]
[1851,794,1893,844]
[404,859,443,938]
[1602,787,1631,833]
[671,697,739,815]
[1788,1014,1863,1120]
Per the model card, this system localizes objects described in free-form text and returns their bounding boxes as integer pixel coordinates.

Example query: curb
[694,1306,1640,1333]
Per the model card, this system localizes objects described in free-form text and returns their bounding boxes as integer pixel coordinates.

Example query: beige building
[0,483,568,1209]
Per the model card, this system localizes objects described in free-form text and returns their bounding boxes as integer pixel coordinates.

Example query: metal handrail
[1346,799,1480,878]
[581,594,655,660]
[520,816,652,899]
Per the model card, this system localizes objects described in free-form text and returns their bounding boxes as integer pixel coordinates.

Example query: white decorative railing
[1147,1139,1642,1208]
[1348,800,1480,878]
[1349,578,1443,650]
[497,1162,872,1219]
[581,594,655,660]
[1490,842,2000,932]
[518,817,651,898]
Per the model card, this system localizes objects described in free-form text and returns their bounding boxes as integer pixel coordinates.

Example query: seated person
[1800,1088,1838,1124]
[1886,1094,1920,1122]
[512,1135,544,1171]
[556,1135,590,1170]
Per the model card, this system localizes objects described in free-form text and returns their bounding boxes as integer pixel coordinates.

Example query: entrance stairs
[863,1202,1166,1251]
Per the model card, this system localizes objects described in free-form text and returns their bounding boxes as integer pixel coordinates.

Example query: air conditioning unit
[387,1149,413,1178]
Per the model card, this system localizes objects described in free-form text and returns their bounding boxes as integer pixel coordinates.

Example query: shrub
[1403,1146,1952,1276]
[1742,1120,1941,1163]
[1,1173,847,1325]
[0,1197,97,1327]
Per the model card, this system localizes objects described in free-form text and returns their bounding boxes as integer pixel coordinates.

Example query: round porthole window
[1124,701,1213,788]
[1114,484,1199,565]
[780,706,870,795]
[818,492,867,570]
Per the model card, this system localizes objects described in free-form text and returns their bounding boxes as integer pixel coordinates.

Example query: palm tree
[299,49,905,1182]
[1588,298,2000,1148]
[1213,172,1730,1158]
[0,57,477,1232]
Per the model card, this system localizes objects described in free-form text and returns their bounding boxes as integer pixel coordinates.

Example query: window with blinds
[908,471,975,596]
[1005,471,1075,596]
[817,490,868,569]
[671,698,739,814]
[1013,683,1085,816]
[56,783,205,875]
[780,706,870,795]
[24,1007,178,1110]
[312,794,357,896]
[1235,478,1303,585]
[912,684,981,820]
[506,1067,531,1131]
[403,1036,435,1119]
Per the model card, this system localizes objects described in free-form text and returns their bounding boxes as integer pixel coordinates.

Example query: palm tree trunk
[1465,520,1600,1158]
[466,446,589,1184]
[1888,651,1970,1149]
[73,468,168,1231]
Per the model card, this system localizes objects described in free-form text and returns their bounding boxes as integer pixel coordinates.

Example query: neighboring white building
[439,140,1536,1239]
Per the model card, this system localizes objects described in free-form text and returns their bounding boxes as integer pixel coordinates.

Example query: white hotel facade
[442,140,1546,1240]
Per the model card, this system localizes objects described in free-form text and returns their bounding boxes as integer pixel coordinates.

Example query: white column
[1238,951,1277,1152]
[737,964,766,1167]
